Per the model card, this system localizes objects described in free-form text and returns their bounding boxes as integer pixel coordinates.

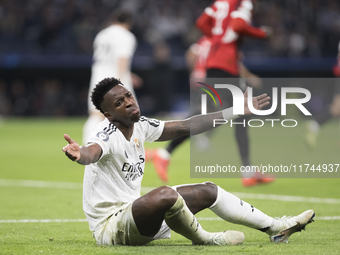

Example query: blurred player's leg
[152,135,189,182]
[235,116,250,167]
[305,119,320,149]
[83,112,104,145]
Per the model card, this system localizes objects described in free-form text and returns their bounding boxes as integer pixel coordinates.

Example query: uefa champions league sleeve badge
[96,131,109,142]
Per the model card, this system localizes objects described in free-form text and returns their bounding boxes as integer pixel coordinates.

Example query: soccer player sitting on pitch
[62,77,314,246]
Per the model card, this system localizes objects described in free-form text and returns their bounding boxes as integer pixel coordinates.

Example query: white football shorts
[92,202,171,245]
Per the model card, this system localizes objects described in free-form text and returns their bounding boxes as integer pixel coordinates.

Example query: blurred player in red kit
[150,34,264,184]
[196,0,275,186]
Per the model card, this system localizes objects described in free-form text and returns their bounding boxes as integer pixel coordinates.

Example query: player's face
[102,85,140,126]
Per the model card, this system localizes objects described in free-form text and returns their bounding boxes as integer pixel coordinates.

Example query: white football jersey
[88,25,137,111]
[83,117,164,231]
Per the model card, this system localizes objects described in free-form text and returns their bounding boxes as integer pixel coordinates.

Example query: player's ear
[104,112,114,121]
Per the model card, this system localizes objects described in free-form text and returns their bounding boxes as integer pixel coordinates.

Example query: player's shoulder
[87,119,118,146]
[138,116,162,128]
[212,0,241,7]
[95,119,118,137]
[95,26,111,37]
[96,25,126,37]
[220,0,240,3]
[109,25,134,36]
[94,27,111,43]
[102,25,135,43]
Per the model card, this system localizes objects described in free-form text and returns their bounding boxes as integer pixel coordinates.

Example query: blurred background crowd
[0,0,340,117]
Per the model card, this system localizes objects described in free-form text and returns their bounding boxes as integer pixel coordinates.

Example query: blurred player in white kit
[83,9,140,145]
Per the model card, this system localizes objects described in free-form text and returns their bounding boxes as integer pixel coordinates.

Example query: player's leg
[175,181,217,214]
[132,186,177,237]
[235,116,251,166]
[234,116,275,186]
[221,74,252,169]
[176,182,314,243]
[83,111,105,145]
[152,87,203,182]
[132,185,244,245]
[305,83,338,148]
[330,94,340,117]
[83,92,105,146]
[176,182,277,233]
[176,182,273,227]
[305,107,332,149]
[166,136,189,154]
[151,86,203,182]
[152,136,189,182]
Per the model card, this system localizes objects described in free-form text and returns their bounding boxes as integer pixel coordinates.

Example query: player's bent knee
[202,182,218,203]
[203,181,216,186]
[156,186,179,208]
[203,181,217,192]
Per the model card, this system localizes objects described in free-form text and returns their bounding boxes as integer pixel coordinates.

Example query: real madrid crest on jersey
[134,138,140,150]
[96,131,109,142]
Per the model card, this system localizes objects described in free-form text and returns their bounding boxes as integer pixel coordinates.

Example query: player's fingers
[258,101,270,109]
[258,96,271,105]
[256,93,268,100]
[64,134,73,144]
[65,149,77,161]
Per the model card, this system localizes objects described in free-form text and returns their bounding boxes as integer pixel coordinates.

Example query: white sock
[241,165,257,178]
[164,194,214,244]
[156,147,170,160]
[308,120,320,133]
[210,186,280,234]
[82,114,104,145]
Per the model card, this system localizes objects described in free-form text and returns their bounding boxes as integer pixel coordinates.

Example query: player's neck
[113,121,134,141]
[112,23,130,30]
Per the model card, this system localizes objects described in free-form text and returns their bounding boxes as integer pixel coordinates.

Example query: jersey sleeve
[87,121,116,160]
[139,116,165,143]
[196,5,216,37]
[230,17,266,38]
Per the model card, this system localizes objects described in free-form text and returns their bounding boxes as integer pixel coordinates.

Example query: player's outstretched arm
[62,134,102,165]
[157,88,270,141]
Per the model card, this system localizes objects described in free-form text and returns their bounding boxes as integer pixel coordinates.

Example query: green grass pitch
[0,117,340,254]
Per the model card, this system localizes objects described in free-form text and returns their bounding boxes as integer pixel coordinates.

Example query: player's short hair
[91,77,123,113]
[111,9,133,25]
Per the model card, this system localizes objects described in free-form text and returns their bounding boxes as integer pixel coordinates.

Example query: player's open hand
[62,134,81,161]
[244,87,270,115]
[261,26,273,39]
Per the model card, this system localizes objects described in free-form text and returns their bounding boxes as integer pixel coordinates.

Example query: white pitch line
[231,192,340,205]
[1,179,340,204]
[0,219,87,223]
[0,179,82,189]
[0,216,339,224]
[197,216,340,221]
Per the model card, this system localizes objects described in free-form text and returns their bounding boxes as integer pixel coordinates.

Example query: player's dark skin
[63,84,270,237]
